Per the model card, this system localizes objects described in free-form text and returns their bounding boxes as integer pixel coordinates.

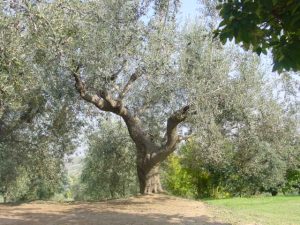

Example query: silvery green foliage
[0,0,81,139]
[174,23,299,195]
[0,0,184,139]
[1,0,259,141]
[179,20,299,164]
[0,1,84,201]
[81,120,138,199]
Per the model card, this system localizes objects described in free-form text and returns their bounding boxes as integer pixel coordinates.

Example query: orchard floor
[0,194,231,225]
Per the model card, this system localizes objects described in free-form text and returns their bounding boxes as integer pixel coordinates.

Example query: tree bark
[3,191,7,203]
[137,162,163,194]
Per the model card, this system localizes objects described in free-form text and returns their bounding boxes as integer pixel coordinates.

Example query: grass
[205,195,300,225]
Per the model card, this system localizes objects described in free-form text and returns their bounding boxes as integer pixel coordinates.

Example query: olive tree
[0,0,190,194]
[0,1,80,201]
[1,0,285,194]
[81,120,138,199]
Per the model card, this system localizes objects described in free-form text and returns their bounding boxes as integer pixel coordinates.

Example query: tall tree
[1,0,189,194]
[2,0,294,195]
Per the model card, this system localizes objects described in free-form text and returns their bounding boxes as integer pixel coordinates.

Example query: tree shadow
[0,209,231,225]
[0,195,232,225]
[65,194,192,207]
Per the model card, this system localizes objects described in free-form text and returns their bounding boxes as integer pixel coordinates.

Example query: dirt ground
[0,194,231,225]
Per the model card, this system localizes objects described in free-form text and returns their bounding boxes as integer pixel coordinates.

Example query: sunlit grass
[205,195,300,225]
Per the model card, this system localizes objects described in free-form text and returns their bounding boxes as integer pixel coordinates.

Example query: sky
[179,0,199,20]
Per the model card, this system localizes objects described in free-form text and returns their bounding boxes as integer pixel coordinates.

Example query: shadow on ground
[0,195,231,225]
[0,210,231,225]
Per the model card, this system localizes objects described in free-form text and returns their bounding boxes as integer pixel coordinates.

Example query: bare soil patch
[0,194,231,225]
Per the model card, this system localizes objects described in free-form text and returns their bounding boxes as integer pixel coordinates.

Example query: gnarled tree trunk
[137,162,163,194]
[3,189,7,203]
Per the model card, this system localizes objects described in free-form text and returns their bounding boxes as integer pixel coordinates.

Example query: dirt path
[0,194,230,225]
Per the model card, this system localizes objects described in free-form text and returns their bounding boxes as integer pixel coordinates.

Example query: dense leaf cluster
[216,0,300,72]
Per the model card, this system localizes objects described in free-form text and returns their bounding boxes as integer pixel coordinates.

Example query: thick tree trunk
[137,164,163,194]
[3,193,7,203]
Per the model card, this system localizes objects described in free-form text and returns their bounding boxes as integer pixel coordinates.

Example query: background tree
[81,120,138,200]
[0,1,81,201]
[164,22,300,197]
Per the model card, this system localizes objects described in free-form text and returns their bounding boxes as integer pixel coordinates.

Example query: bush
[162,155,195,198]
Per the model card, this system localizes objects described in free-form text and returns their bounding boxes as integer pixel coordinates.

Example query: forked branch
[72,65,130,117]
[165,105,190,150]
[119,67,144,99]
[72,65,106,110]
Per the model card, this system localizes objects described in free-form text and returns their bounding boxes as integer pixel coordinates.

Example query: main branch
[72,66,106,111]
[72,65,157,150]
[119,67,144,99]
[149,105,190,167]
[165,105,190,150]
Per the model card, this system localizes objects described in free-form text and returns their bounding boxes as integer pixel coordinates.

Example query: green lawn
[205,196,300,225]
